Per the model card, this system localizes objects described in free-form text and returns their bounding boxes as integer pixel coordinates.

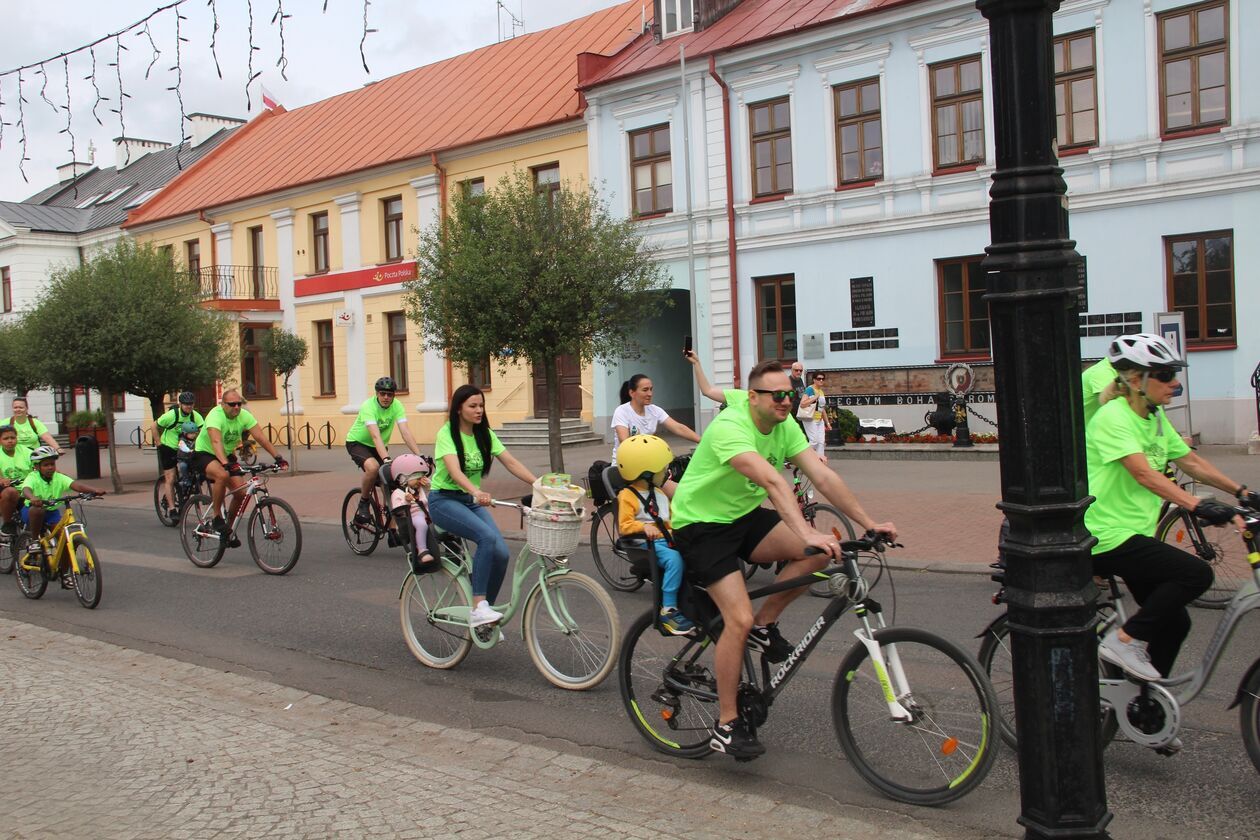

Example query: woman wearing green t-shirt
[7,397,61,454]
[428,385,537,628]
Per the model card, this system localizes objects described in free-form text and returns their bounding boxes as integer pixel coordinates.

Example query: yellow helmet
[617,434,674,484]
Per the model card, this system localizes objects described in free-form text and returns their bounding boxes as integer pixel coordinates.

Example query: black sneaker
[213,515,227,533]
[709,719,765,760]
[354,501,373,525]
[747,624,793,663]
[227,534,241,549]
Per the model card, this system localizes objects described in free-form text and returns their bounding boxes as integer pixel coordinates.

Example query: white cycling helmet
[29,445,59,464]
[1107,333,1186,371]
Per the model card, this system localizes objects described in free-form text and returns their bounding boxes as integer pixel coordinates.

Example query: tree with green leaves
[263,327,309,474]
[22,238,234,491]
[406,169,670,472]
[0,318,49,397]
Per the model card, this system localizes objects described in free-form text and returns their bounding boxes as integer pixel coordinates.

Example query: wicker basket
[526,508,584,558]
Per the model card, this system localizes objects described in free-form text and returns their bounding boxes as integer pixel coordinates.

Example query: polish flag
[261,86,281,111]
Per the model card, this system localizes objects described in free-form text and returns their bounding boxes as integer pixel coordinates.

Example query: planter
[824,429,846,446]
[68,426,108,446]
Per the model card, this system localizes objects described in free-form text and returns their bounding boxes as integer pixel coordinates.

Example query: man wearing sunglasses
[192,389,288,541]
[1087,333,1254,692]
[670,359,897,760]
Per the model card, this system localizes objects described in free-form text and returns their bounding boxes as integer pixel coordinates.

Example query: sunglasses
[1149,369,1179,383]
[752,388,795,402]
[224,401,244,408]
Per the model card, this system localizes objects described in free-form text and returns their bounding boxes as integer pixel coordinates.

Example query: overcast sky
[0,0,630,202]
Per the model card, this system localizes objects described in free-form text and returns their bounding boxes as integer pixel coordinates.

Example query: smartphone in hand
[683,335,693,355]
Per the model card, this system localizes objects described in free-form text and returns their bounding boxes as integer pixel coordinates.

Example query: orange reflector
[1175,530,1186,543]
[941,737,959,756]
[661,709,673,721]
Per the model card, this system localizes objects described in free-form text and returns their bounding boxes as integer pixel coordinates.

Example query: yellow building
[125,2,642,443]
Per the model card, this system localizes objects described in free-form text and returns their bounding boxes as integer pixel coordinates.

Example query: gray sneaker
[1098,629,1160,681]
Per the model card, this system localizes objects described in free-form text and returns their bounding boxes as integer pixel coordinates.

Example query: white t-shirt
[610,402,671,463]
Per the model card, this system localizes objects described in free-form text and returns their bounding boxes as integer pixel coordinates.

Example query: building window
[1158,0,1228,135]
[315,319,335,395]
[1166,230,1234,346]
[1054,30,1097,151]
[469,357,492,391]
[111,393,126,412]
[834,78,883,184]
[387,311,409,392]
[383,197,403,262]
[629,124,673,216]
[249,225,265,298]
[930,56,985,171]
[463,178,485,198]
[2,267,11,313]
[660,0,694,37]
[240,324,275,399]
[185,239,201,274]
[937,256,991,357]
[532,163,560,205]
[311,212,329,274]
[749,97,792,198]
[754,275,797,361]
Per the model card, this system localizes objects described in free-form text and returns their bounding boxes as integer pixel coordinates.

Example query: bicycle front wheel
[0,534,15,575]
[619,608,717,758]
[14,537,47,599]
[805,503,857,597]
[179,494,226,568]
[400,566,472,669]
[590,505,642,592]
[1157,507,1245,608]
[153,477,177,528]
[523,571,619,690]
[341,488,382,556]
[833,627,997,806]
[248,498,302,575]
[70,535,102,609]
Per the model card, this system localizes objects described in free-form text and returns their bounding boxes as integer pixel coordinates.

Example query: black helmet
[178,391,196,405]
[374,377,397,393]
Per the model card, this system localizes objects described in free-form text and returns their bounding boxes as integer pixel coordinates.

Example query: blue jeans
[651,539,684,610]
[429,490,511,602]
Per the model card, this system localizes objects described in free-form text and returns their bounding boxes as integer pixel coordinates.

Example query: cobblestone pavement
[0,618,946,840]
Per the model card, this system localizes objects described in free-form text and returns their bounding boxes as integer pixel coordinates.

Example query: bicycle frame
[20,503,88,575]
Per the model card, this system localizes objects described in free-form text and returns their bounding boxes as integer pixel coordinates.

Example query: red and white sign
[334,309,354,327]
[295,261,417,297]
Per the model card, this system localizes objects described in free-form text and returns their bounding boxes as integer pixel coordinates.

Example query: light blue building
[580,0,1257,443]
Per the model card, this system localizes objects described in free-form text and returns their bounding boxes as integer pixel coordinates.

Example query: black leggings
[1092,535,1212,676]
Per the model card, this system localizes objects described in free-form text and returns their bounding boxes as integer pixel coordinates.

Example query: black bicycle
[153,464,209,527]
[618,534,998,806]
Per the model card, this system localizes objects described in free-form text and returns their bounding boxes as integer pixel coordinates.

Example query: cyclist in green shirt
[671,359,896,760]
[346,376,423,523]
[191,389,287,539]
[21,447,107,556]
[154,391,205,521]
[5,396,61,454]
[0,424,33,534]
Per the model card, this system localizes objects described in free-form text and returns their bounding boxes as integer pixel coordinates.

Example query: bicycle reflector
[941,737,959,756]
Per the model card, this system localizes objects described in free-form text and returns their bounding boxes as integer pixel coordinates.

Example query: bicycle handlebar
[52,492,103,503]
[238,462,285,476]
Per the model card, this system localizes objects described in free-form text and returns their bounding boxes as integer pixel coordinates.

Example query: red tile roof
[580,0,922,90]
[125,1,644,228]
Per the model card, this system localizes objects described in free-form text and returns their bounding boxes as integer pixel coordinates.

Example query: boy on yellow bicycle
[20,447,107,585]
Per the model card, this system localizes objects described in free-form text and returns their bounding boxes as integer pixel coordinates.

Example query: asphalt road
[3,506,1259,839]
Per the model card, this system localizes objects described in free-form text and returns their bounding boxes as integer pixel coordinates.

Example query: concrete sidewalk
[0,618,946,840]
[76,438,1257,572]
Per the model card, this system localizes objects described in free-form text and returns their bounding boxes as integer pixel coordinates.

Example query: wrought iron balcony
[193,265,279,302]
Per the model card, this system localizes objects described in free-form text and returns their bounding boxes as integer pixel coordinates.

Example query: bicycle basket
[526,508,584,558]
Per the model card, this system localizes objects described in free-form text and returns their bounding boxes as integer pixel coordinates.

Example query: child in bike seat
[176,421,199,484]
[389,453,437,575]
[616,435,696,636]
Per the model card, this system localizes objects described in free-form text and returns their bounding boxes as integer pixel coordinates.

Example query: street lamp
[975,1,1112,838]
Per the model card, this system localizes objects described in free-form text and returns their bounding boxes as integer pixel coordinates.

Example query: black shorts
[157,444,178,471]
[673,507,783,587]
[191,451,224,476]
[346,441,380,469]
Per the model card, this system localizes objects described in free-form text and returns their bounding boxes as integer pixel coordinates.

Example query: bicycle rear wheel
[248,498,302,575]
[400,566,472,669]
[179,494,226,568]
[833,626,997,806]
[619,609,718,758]
[341,488,382,556]
[590,504,642,592]
[70,535,102,609]
[523,571,619,690]
[14,537,47,599]
[153,477,177,527]
[1157,507,1245,609]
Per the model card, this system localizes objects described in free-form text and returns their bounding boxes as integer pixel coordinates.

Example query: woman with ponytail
[611,373,700,463]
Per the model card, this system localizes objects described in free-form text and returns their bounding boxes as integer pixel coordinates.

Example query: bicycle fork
[852,602,914,722]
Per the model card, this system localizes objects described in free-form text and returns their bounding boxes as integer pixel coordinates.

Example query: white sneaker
[468,601,503,628]
[1098,629,1160,682]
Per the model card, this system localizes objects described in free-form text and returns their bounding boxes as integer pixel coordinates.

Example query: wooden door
[532,355,583,418]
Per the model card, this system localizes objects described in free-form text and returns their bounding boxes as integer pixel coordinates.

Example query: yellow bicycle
[14,492,104,608]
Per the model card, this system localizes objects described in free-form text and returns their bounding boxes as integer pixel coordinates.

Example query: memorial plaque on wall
[850,277,875,328]
[1074,256,1088,312]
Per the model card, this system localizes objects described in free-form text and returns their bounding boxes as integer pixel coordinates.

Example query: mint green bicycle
[399,499,620,690]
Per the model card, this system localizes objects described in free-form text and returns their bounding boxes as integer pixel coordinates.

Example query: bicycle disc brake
[1102,679,1180,748]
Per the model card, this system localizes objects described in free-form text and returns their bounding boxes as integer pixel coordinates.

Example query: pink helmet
[391,453,431,485]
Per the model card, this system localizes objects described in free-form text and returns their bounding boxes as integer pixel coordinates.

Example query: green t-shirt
[155,407,205,449]
[21,469,75,509]
[1084,398,1190,553]
[1081,359,1117,429]
[345,397,407,447]
[431,423,505,491]
[195,406,258,456]
[0,445,32,484]
[5,416,47,450]
[671,389,810,530]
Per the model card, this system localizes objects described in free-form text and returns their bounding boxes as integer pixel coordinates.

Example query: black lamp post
[975,1,1112,837]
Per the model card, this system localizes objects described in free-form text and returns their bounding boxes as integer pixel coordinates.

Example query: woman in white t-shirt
[610,374,700,463]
